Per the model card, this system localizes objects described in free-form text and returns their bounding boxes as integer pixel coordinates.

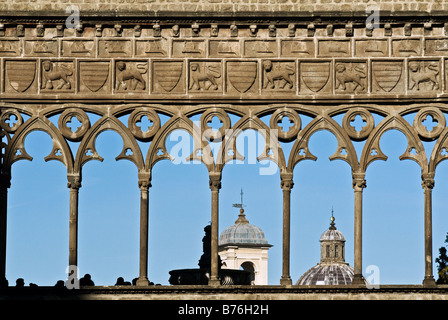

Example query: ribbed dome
[296,213,361,286]
[297,263,355,285]
[320,229,346,242]
[219,209,270,247]
[320,215,345,242]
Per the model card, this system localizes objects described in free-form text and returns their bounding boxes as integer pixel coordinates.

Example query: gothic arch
[4,115,74,173]
[359,114,428,175]
[74,114,145,174]
[288,114,358,173]
[145,114,214,173]
[215,114,286,174]
[429,126,448,173]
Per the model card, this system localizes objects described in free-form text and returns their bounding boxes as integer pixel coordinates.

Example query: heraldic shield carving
[5,60,36,93]
[227,61,257,93]
[79,62,110,93]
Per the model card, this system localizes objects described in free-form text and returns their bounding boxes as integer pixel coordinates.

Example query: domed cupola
[219,208,270,247]
[218,189,272,285]
[296,211,357,286]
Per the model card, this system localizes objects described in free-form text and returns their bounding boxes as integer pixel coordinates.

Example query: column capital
[138,180,152,190]
[421,172,435,190]
[352,172,366,191]
[67,174,81,189]
[280,172,294,191]
[138,171,152,190]
[209,172,222,191]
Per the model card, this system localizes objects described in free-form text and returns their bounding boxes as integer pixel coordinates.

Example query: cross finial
[329,206,336,230]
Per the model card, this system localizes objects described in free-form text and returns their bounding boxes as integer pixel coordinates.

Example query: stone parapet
[1,284,448,300]
[0,0,447,17]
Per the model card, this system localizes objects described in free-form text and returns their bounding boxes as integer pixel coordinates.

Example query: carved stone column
[280,172,293,286]
[0,172,10,287]
[352,172,366,286]
[209,172,221,286]
[67,174,81,271]
[422,173,436,287]
[136,173,151,286]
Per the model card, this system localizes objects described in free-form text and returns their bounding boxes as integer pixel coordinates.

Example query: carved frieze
[152,60,185,93]
[24,39,58,57]
[78,60,111,94]
[281,40,314,58]
[135,39,168,57]
[226,61,258,94]
[425,38,448,56]
[4,60,37,93]
[371,60,404,93]
[115,60,148,92]
[173,40,205,58]
[244,40,278,58]
[262,60,296,92]
[355,39,388,57]
[299,60,332,94]
[392,39,422,57]
[209,40,240,58]
[0,40,20,57]
[318,40,350,57]
[188,61,222,92]
[335,61,367,94]
[408,60,441,92]
[0,22,447,100]
[41,60,75,92]
[98,39,132,57]
[62,40,95,57]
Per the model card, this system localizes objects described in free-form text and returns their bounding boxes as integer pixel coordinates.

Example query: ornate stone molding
[352,172,367,192]
[421,173,435,190]
[1,20,448,103]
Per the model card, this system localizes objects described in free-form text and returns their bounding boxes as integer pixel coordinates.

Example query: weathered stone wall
[1,285,448,300]
[1,0,447,16]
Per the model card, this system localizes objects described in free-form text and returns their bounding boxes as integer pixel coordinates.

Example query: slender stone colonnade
[1,14,448,287]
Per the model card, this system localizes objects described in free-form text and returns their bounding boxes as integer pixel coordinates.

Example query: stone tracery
[2,18,448,287]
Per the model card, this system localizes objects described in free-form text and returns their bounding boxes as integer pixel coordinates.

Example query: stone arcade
[1,0,448,299]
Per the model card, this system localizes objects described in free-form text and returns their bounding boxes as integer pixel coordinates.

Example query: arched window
[240,261,256,285]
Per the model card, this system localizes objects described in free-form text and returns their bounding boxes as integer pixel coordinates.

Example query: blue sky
[4,111,448,286]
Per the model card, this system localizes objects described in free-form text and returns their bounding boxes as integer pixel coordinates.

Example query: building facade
[219,208,272,285]
[1,1,448,295]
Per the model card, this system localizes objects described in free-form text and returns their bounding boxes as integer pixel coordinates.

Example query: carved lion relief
[41,60,74,91]
[188,61,222,92]
[262,60,295,91]
[115,61,148,92]
[334,61,367,93]
[408,60,441,92]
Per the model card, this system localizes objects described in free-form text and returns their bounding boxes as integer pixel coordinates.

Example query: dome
[320,215,345,242]
[296,213,361,286]
[219,209,270,247]
[320,229,345,242]
[296,263,354,285]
